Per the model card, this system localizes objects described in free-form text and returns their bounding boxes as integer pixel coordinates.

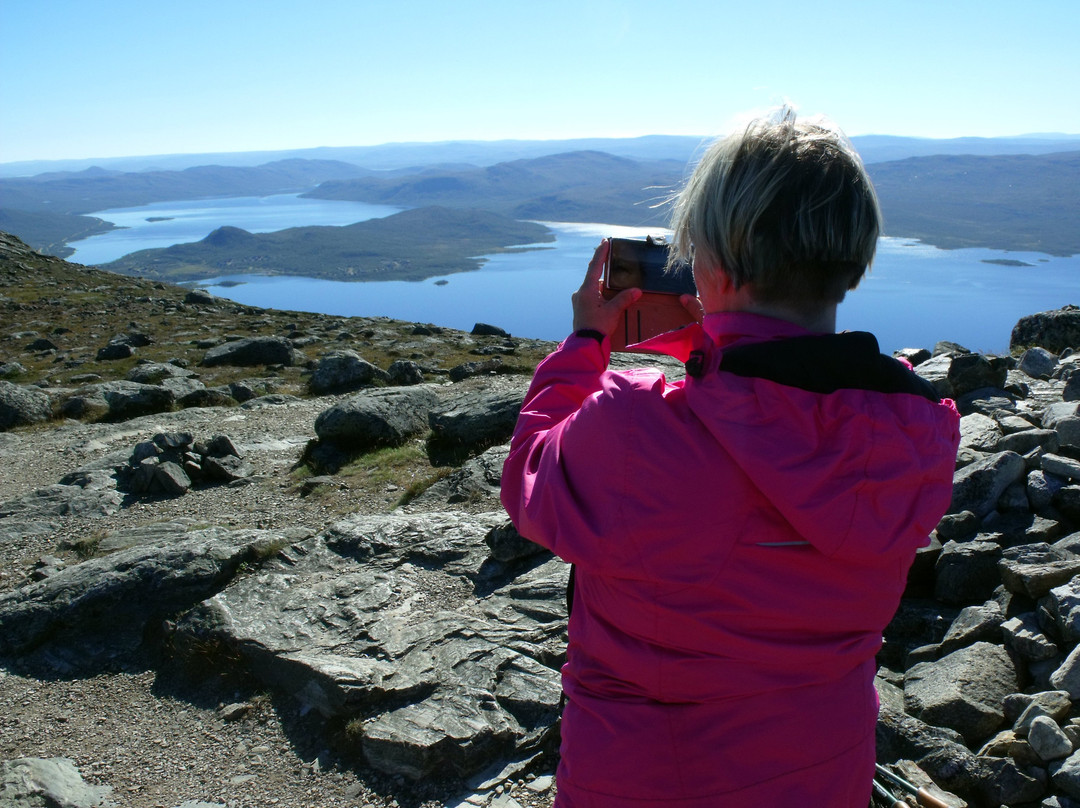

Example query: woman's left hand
[572,240,642,335]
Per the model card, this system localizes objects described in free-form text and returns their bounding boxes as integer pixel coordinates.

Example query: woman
[500,110,960,807]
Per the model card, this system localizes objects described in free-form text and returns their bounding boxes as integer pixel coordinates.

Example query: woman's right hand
[571,240,642,336]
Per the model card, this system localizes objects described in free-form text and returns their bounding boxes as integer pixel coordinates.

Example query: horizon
[4,130,1080,173]
[2,0,1078,164]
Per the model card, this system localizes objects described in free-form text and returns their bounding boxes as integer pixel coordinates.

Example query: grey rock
[948,354,1009,398]
[934,540,1002,605]
[1031,716,1075,762]
[449,358,503,382]
[1067,373,1080,402]
[1016,692,1074,734]
[999,543,1080,598]
[1022,347,1062,380]
[1043,402,1080,450]
[0,380,52,430]
[485,521,549,564]
[949,451,1026,518]
[0,757,112,807]
[1000,428,1061,455]
[309,350,390,394]
[202,454,254,482]
[200,336,303,368]
[1002,612,1061,661]
[959,412,1003,452]
[0,361,27,378]
[1045,454,1080,482]
[939,602,1004,655]
[0,526,287,668]
[172,511,566,780]
[936,510,979,542]
[153,461,192,496]
[227,379,278,402]
[904,642,1019,743]
[313,386,440,450]
[877,677,1043,805]
[914,354,956,398]
[178,386,236,408]
[471,323,510,337]
[388,359,424,385]
[184,288,217,305]
[1054,748,1080,799]
[1052,645,1080,699]
[206,435,241,458]
[95,340,134,360]
[1012,307,1080,355]
[61,380,175,422]
[125,362,196,385]
[410,445,509,509]
[428,388,525,449]
[0,469,122,520]
[1044,579,1080,644]
[1032,471,1069,510]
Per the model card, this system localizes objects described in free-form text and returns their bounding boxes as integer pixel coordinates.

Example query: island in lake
[102,206,554,282]
[982,258,1036,267]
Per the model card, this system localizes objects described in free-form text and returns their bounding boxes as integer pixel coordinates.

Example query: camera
[602,236,696,351]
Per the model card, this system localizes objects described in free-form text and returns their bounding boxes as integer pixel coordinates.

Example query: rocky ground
[4,230,1080,808]
[0,233,564,808]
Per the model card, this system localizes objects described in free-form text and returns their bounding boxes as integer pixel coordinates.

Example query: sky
[1,0,1078,165]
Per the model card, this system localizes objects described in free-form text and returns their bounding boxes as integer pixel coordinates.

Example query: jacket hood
[640,313,960,560]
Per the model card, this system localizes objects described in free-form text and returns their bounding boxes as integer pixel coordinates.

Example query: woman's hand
[571,240,642,335]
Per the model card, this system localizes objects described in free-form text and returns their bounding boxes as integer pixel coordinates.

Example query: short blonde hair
[670,109,881,310]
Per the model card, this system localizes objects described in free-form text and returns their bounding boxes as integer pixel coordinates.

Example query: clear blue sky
[1,0,1077,164]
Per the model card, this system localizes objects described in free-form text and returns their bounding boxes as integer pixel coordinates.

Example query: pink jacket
[501,312,960,807]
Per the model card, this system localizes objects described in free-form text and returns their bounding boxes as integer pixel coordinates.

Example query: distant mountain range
[1,135,1077,264]
[3,133,1079,177]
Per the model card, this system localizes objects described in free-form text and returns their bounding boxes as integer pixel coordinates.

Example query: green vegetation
[0,208,116,257]
[329,440,455,510]
[869,151,1080,256]
[101,206,555,282]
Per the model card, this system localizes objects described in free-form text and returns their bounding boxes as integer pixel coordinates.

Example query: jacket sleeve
[500,332,632,569]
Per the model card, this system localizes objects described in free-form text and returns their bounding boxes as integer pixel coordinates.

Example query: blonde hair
[670,108,881,310]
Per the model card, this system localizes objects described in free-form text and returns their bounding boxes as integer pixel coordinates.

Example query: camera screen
[606,238,696,296]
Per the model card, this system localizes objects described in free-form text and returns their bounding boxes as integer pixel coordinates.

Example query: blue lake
[69,195,1079,355]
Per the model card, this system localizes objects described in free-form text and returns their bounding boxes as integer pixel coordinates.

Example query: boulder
[125,362,197,385]
[938,602,1004,655]
[388,359,424,385]
[309,350,390,394]
[934,540,1002,605]
[0,527,291,670]
[1020,347,1061,380]
[948,354,1008,398]
[949,451,1026,518]
[0,757,112,807]
[471,323,510,337]
[201,336,303,367]
[0,380,52,430]
[1044,579,1080,644]
[904,642,1020,744]
[313,386,440,450]
[428,388,525,449]
[1011,306,1080,355]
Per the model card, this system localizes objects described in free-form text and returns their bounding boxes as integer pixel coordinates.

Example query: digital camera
[602,236,696,351]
